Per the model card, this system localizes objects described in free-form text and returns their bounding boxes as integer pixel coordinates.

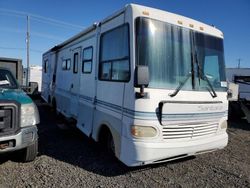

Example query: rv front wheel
[107,131,115,154]
[52,98,57,113]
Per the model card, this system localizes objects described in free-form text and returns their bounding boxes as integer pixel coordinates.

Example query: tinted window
[99,24,130,81]
[136,17,192,89]
[73,53,79,73]
[136,17,226,91]
[82,47,93,73]
[62,59,71,70]
[0,69,18,89]
[62,60,67,70]
[43,59,48,73]
[66,59,71,70]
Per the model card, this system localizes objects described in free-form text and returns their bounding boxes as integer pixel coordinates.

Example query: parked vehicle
[227,68,250,122]
[0,68,39,162]
[42,4,228,166]
[23,66,42,95]
[0,57,23,84]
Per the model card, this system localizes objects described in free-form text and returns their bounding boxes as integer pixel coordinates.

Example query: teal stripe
[55,88,227,120]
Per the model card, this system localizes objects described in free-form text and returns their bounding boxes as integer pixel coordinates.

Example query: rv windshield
[136,17,226,91]
[0,69,18,89]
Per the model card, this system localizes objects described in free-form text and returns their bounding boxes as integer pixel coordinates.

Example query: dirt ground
[0,99,249,188]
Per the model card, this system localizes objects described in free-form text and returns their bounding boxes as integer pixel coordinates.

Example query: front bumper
[0,126,38,153]
[120,132,228,166]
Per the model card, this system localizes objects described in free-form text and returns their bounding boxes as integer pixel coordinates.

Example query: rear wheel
[52,98,63,121]
[21,140,38,162]
[52,98,57,114]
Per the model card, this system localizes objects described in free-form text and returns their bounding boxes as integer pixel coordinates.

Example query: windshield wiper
[194,52,217,98]
[169,72,192,97]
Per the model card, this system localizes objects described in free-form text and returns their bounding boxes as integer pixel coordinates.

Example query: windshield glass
[0,69,18,89]
[193,31,226,91]
[136,17,226,91]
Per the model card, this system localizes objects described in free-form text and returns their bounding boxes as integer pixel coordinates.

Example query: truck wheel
[21,140,38,162]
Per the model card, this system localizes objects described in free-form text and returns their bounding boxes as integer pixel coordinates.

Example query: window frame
[82,46,93,74]
[43,59,48,73]
[62,58,71,71]
[98,23,130,82]
[73,52,79,74]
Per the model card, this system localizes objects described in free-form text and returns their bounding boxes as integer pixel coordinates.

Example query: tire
[52,98,57,114]
[21,140,38,162]
[106,131,115,154]
[228,101,244,120]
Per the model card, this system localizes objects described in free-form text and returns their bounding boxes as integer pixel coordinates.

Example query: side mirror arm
[134,66,149,98]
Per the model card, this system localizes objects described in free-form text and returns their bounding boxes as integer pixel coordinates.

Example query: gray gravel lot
[0,99,250,188]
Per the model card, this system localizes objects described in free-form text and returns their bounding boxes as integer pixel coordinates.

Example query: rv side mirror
[134,65,149,97]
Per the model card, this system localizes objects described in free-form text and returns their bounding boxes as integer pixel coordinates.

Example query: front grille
[162,122,218,140]
[0,101,19,136]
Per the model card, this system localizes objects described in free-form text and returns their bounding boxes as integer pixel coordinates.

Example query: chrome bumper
[0,126,38,153]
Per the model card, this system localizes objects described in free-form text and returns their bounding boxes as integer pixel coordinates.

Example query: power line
[30,15,84,31]
[0,47,43,53]
[0,11,25,18]
[26,15,30,86]
[0,26,65,41]
[31,31,65,41]
[0,27,25,34]
[0,8,84,30]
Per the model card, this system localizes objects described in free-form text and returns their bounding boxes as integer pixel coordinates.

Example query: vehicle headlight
[131,125,157,138]
[220,120,228,130]
[21,103,40,127]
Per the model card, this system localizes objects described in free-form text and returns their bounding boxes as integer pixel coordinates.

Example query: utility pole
[26,15,30,86]
[237,58,242,69]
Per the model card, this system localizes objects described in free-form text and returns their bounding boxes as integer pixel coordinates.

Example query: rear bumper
[120,132,228,166]
[0,126,38,153]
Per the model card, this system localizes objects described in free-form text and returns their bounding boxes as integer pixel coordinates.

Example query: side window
[62,59,71,70]
[73,53,79,73]
[66,59,71,70]
[62,60,67,70]
[43,59,48,73]
[99,24,130,82]
[82,47,93,73]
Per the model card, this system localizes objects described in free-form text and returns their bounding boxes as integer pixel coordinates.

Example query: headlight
[131,125,157,138]
[21,103,40,127]
[220,120,228,129]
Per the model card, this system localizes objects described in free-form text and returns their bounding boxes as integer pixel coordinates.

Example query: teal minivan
[0,68,39,162]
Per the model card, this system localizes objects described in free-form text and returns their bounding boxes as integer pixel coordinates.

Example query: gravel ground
[0,99,249,188]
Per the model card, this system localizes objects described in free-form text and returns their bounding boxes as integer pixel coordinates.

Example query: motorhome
[42,4,228,166]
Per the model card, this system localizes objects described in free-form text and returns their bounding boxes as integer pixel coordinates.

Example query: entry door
[70,47,81,118]
[76,37,96,136]
[42,54,51,101]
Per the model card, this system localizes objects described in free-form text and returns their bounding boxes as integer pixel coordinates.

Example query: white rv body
[42,4,228,166]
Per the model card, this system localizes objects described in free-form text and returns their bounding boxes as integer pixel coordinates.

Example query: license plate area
[0,140,15,150]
